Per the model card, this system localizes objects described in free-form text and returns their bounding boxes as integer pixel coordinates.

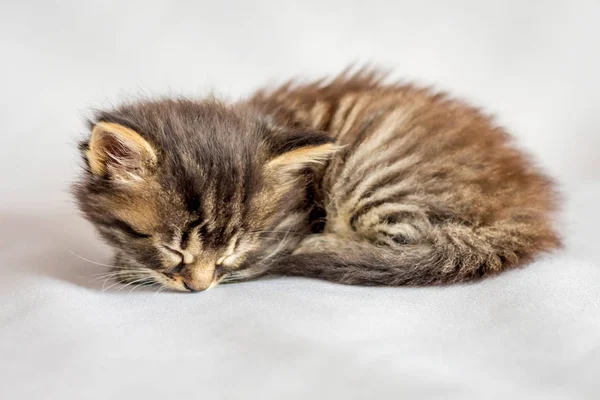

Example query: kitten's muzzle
[178,264,225,292]
[182,281,199,292]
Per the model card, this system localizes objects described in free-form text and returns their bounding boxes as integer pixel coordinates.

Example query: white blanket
[1,1,599,399]
[1,183,599,399]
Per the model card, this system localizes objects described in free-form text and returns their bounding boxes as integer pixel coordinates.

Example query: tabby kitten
[74,70,560,292]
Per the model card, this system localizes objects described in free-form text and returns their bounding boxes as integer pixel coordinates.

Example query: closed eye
[162,245,184,263]
[108,219,151,239]
[216,233,242,266]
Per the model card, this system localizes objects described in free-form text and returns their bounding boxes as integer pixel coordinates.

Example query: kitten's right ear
[84,121,157,180]
[265,129,339,177]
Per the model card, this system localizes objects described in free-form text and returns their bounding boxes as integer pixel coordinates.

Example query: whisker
[95,276,118,285]
[153,284,165,296]
[102,279,125,292]
[117,276,153,292]
[92,272,118,279]
[92,268,138,277]
[89,265,132,276]
[68,249,118,269]
[127,278,157,292]
[95,271,146,284]
[130,280,158,293]
[102,269,148,291]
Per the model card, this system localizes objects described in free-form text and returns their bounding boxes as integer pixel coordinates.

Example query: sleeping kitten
[73,70,561,292]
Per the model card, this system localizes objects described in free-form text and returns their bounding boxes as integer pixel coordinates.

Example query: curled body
[74,70,561,292]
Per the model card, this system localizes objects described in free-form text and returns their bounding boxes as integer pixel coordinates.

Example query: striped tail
[274,222,560,286]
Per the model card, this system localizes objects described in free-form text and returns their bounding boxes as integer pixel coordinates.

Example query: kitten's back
[250,70,561,285]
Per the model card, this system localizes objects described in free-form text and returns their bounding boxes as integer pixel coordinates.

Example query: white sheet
[0,183,598,399]
[1,1,599,399]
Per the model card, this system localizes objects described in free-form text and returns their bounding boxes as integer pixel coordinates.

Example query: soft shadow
[0,211,162,293]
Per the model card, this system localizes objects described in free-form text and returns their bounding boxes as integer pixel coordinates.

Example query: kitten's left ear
[85,121,157,180]
[266,129,340,175]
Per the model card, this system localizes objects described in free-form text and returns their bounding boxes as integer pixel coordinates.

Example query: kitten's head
[74,99,336,292]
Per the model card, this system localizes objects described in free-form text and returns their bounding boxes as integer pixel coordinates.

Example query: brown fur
[73,68,561,292]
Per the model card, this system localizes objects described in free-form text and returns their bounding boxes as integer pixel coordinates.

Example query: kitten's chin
[112,253,227,292]
[154,273,217,293]
[154,274,192,292]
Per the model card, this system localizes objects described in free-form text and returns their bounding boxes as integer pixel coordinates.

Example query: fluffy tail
[274,223,561,286]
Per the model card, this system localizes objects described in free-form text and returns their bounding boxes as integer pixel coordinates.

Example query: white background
[1,1,599,399]
[1,0,599,211]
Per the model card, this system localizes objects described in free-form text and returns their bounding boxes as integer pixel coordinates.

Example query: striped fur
[74,69,561,292]
[250,70,561,285]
